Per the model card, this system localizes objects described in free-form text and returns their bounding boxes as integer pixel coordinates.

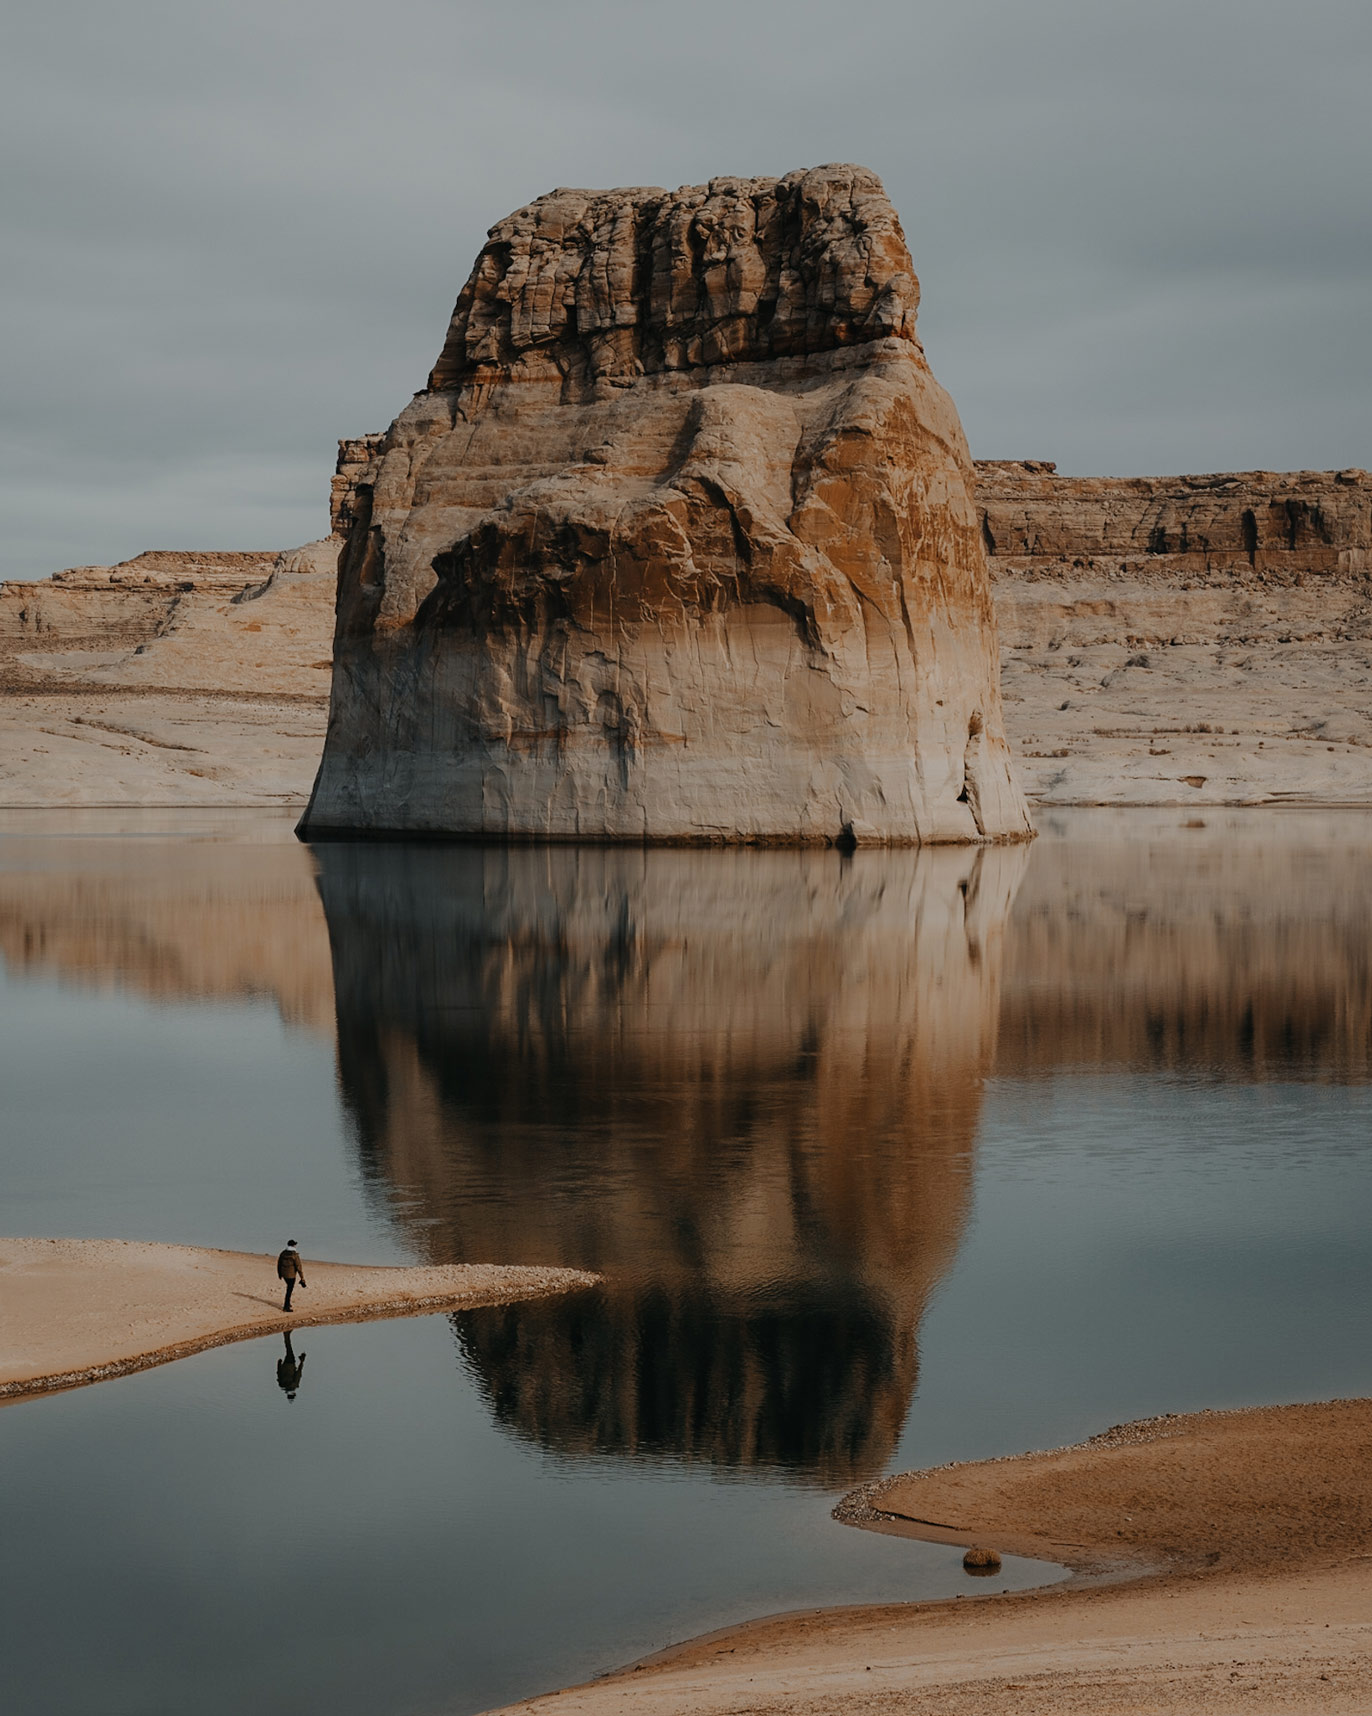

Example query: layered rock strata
[980,463,1372,805]
[0,551,278,687]
[981,462,1371,649]
[0,541,338,698]
[0,543,338,807]
[300,166,1030,844]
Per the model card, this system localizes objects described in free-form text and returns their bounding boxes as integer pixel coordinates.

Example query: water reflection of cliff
[998,812,1372,1081]
[11,808,1366,1473]
[317,845,1028,1485]
[0,824,332,1032]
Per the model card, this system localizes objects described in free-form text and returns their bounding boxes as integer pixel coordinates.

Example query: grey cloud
[3,0,1369,577]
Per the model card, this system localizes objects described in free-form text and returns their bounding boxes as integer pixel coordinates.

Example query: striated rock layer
[0,543,337,808]
[979,462,1372,805]
[979,462,1372,652]
[0,542,338,699]
[300,166,1031,845]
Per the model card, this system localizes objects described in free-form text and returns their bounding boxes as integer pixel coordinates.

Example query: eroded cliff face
[300,165,1030,845]
[0,543,338,698]
[0,552,279,687]
[0,544,337,808]
[980,462,1372,649]
[979,463,1372,805]
[316,843,1025,1481]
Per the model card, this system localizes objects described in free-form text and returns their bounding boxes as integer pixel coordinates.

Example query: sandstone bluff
[298,165,1032,845]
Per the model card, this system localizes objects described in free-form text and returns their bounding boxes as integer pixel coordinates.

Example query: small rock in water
[962,1546,1002,1574]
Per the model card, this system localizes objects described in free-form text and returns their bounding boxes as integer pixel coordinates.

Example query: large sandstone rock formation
[300,166,1031,844]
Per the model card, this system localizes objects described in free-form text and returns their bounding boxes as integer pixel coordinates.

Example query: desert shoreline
[489,1398,1372,1715]
[0,1237,597,1405]
[7,465,1372,819]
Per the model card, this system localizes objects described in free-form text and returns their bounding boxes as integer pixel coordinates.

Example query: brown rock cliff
[300,166,1030,844]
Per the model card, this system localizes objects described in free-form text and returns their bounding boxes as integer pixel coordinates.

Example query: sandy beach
[491,1400,1372,1715]
[0,1237,597,1403]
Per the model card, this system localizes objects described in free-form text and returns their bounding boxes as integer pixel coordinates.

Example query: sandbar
[492,1400,1372,1715]
[0,1236,596,1402]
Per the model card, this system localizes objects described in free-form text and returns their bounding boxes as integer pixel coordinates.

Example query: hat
[287,1238,297,1246]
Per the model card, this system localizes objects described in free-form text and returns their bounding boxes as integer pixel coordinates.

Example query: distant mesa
[0,541,339,702]
[976,462,1371,586]
[298,165,1032,845]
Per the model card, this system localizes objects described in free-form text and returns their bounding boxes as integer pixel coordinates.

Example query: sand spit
[856,1398,1372,1578]
[0,1237,597,1403]
[490,1400,1372,1716]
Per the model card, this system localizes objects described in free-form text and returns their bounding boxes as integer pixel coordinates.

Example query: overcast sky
[3,0,1369,578]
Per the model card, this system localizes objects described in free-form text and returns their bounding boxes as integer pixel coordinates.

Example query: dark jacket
[277,1247,306,1284]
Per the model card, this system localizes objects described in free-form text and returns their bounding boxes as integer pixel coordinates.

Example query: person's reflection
[276,1331,306,1401]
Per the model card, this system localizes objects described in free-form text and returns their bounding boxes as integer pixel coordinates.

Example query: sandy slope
[0,1237,596,1402]
[0,691,328,806]
[490,1402,1372,1716]
[0,545,333,807]
[999,638,1372,808]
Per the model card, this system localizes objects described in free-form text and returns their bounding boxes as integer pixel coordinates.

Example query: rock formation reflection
[316,843,1028,1485]
[0,820,332,1033]
[998,812,1372,1082]
[10,809,1366,1479]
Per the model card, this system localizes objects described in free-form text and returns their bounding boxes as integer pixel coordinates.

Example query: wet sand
[492,1401,1372,1715]
[0,1237,597,1402]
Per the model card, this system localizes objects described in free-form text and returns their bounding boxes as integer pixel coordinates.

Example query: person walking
[277,1239,307,1312]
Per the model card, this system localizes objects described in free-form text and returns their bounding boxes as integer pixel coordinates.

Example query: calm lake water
[2,808,1371,1715]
